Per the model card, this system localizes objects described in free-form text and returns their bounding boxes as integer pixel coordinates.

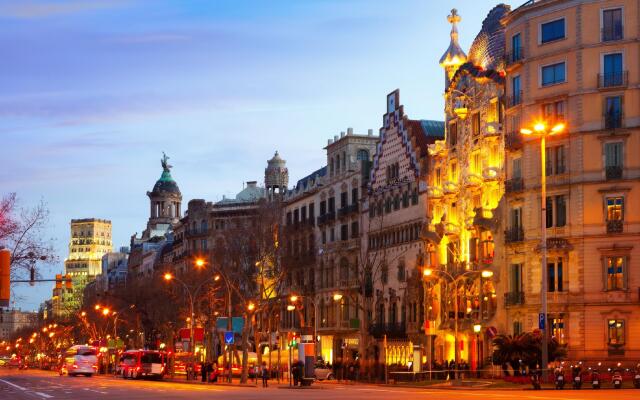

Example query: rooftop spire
[439,8,467,68]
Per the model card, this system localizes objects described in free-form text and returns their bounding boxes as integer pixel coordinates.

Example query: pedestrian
[201,361,207,382]
[261,362,269,387]
[211,363,218,383]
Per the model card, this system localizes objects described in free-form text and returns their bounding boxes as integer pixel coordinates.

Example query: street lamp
[473,324,481,377]
[520,120,565,377]
[288,294,320,359]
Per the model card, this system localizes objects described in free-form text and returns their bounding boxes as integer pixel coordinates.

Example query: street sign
[216,317,244,333]
[539,313,546,330]
[224,331,234,345]
[486,326,498,338]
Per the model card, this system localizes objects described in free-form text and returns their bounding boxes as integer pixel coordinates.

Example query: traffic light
[29,267,35,287]
[64,274,73,289]
[55,274,62,289]
[0,249,10,307]
[287,332,299,348]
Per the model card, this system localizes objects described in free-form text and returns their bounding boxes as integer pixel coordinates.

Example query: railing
[506,91,523,108]
[505,131,523,151]
[606,165,623,180]
[598,71,628,88]
[316,211,336,226]
[601,25,623,42]
[505,227,524,243]
[368,322,406,339]
[607,219,623,234]
[505,177,524,193]
[185,228,209,237]
[604,111,623,129]
[504,291,525,306]
[505,47,524,65]
[337,203,359,218]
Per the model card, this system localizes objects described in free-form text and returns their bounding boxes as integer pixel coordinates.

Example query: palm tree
[492,332,567,375]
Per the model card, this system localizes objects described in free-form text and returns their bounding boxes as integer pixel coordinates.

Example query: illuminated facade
[503,0,640,362]
[425,6,508,368]
[53,218,112,316]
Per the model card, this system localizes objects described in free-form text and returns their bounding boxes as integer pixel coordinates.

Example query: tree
[492,332,567,375]
[0,193,57,280]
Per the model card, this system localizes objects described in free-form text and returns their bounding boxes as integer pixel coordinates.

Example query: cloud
[0,0,129,19]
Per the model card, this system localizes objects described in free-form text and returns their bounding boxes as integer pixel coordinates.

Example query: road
[2,369,640,399]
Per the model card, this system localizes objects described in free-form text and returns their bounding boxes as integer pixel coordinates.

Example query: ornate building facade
[425,5,508,369]
[503,0,640,363]
[363,90,444,367]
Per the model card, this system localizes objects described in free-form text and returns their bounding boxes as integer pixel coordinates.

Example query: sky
[1,0,510,311]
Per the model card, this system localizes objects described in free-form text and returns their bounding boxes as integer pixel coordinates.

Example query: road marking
[34,392,53,398]
[0,379,28,391]
[83,388,108,394]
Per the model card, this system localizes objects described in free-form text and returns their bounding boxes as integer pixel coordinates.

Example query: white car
[314,365,334,381]
[60,345,98,377]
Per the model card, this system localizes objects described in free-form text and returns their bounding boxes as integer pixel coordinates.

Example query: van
[118,350,166,379]
[60,345,98,377]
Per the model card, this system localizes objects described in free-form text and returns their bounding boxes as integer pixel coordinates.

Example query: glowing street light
[286,305,296,311]
[289,295,299,303]
[332,293,343,302]
[195,258,206,268]
[520,119,566,378]
[102,308,110,316]
[163,272,173,281]
[247,302,255,312]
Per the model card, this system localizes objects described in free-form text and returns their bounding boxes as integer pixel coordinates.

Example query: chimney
[328,139,333,145]
[368,129,373,136]
[334,135,339,141]
[247,181,257,188]
[347,127,353,135]
[340,131,345,138]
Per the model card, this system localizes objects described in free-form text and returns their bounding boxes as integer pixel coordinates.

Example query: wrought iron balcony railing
[606,165,623,180]
[505,227,524,243]
[607,219,623,234]
[505,291,525,306]
[506,177,524,193]
[598,71,628,89]
[506,91,523,108]
[505,47,524,65]
[601,25,623,42]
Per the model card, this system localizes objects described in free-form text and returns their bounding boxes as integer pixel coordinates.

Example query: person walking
[261,362,269,387]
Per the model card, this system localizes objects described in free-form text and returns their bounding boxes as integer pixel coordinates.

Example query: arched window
[336,154,341,173]
[200,220,207,232]
[340,258,349,283]
[357,149,369,161]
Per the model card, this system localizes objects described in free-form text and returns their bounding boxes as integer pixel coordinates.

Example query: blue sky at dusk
[2,0,506,310]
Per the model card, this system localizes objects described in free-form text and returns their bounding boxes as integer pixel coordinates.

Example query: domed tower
[439,8,467,89]
[264,151,288,200]
[146,152,182,234]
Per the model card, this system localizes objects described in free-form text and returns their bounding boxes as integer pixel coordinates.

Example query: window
[541,18,565,43]
[550,314,565,343]
[351,221,358,238]
[351,188,358,205]
[545,145,566,175]
[511,33,522,62]
[381,264,388,285]
[608,319,625,346]
[471,112,480,136]
[511,76,521,106]
[509,263,523,293]
[449,122,457,147]
[450,162,457,182]
[602,53,623,87]
[548,258,563,292]
[397,261,406,282]
[511,207,522,230]
[411,188,418,205]
[356,149,369,161]
[541,62,566,86]
[435,168,441,186]
[605,96,622,129]
[542,100,565,123]
[546,195,566,228]
[340,191,348,208]
[329,228,335,242]
[605,142,623,168]
[606,196,624,221]
[488,100,499,123]
[602,8,623,42]
[341,224,348,241]
[513,321,523,336]
[512,158,522,179]
[606,256,625,290]
[471,153,481,175]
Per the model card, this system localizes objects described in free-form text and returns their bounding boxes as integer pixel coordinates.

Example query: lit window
[550,315,565,343]
[606,197,624,221]
[605,256,625,290]
[607,319,625,346]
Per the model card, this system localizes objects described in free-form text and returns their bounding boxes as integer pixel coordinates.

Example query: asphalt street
[2,369,640,399]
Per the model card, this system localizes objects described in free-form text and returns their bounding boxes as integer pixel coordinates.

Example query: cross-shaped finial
[448,8,461,24]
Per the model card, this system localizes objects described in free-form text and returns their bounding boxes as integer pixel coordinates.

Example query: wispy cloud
[0,0,129,19]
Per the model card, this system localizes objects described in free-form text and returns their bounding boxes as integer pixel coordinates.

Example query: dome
[152,172,181,194]
[267,151,286,168]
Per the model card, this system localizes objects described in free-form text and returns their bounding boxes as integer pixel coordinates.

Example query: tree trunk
[240,320,249,383]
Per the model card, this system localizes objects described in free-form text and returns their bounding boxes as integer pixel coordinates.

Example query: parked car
[314,361,334,381]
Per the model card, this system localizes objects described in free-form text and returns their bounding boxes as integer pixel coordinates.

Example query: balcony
[598,71,628,89]
[504,291,525,306]
[601,25,623,42]
[505,227,524,243]
[604,111,623,129]
[506,91,523,108]
[368,322,406,339]
[505,177,524,193]
[337,203,359,219]
[505,132,523,151]
[606,165,623,180]
[607,219,623,234]
[505,47,524,66]
[316,211,336,226]
[185,228,209,237]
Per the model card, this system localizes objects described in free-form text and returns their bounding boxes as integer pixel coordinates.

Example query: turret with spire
[439,8,467,89]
